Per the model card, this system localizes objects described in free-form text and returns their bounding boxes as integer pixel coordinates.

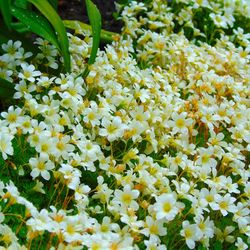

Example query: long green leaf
[85,0,101,65]
[10,22,30,33]
[11,6,60,50]
[28,0,71,72]
[14,0,28,8]
[48,0,58,10]
[0,78,15,99]
[63,20,119,43]
[0,0,12,30]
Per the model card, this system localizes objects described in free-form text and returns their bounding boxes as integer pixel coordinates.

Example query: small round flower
[18,63,41,82]
[210,194,237,216]
[29,155,54,180]
[166,112,193,135]
[2,40,23,59]
[1,106,22,128]
[113,184,140,210]
[153,192,184,221]
[83,101,101,126]
[99,116,127,142]
[180,221,203,249]
[141,216,167,237]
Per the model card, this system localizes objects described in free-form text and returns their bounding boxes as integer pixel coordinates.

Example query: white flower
[26,209,54,232]
[18,63,41,82]
[235,237,248,250]
[194,215,214,239]
[58,164,81,190]
[153,192,184,221]
[144,235,167,250]
[75,183,91,201]
[2,40,23,59]
[210,194,237,216]
[113,184,140,210]
[83,101,101,126]
[196,147,217,169]
[210,13,228,28]
[1,106,22,127]
[52,135,75,160]
[141,216,167,237]
[180,221,203,249]
[14,80,36,99]
[35,135,56,157]
[99,116,127,142]
[166,112,193,135]
[29,155,54,180]
[0,132,14,160]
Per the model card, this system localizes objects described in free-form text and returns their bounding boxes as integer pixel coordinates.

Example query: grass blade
[28,0,71,72]
[11,6,60,49]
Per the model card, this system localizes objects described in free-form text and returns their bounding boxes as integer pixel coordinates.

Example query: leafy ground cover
[0,0,250,249]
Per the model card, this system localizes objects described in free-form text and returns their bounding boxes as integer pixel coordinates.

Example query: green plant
[0,0,119,102]
[0,0,70,72]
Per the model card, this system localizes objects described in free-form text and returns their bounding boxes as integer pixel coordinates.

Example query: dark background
[58,0,122,33]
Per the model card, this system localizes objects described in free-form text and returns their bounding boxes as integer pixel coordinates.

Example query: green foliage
[0,77,15,100]
[11,6,60,50]
[82,0,102,78]
[0,0,70,72]
[48,0,58,10]
[27,0,71,73]
[0,0,12,30]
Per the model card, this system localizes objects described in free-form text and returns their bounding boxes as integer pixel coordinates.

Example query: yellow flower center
[163,202,172,213]
[7,113,17,123]
[122,193,132,204]
[37,162,45,170]
[176,118,185,128]
[185,228,193,238]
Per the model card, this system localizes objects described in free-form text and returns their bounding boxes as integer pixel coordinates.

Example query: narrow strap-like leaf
[63,20,119,43]
[11,6,60,50]
[85,0,101,65]
[0,0,12,30]
[81,0,101,78]
[28,0,71,72]
[48,0,58,10]
[10,22,30,33]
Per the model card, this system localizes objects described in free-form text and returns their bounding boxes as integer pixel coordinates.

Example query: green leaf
[11,6,60,50]
[28,0,71,72]
[14,0,28,8]
[63,20,119,43]
[48,0,58,10]
[0,78,15,99]
[10,22,29,33]
[0,0,12,30]
[0,20,38,54]
[213,241,223,250]
[85,0,101,65]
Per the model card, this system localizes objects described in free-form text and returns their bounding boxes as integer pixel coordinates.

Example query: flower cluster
[0,0,249,249]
